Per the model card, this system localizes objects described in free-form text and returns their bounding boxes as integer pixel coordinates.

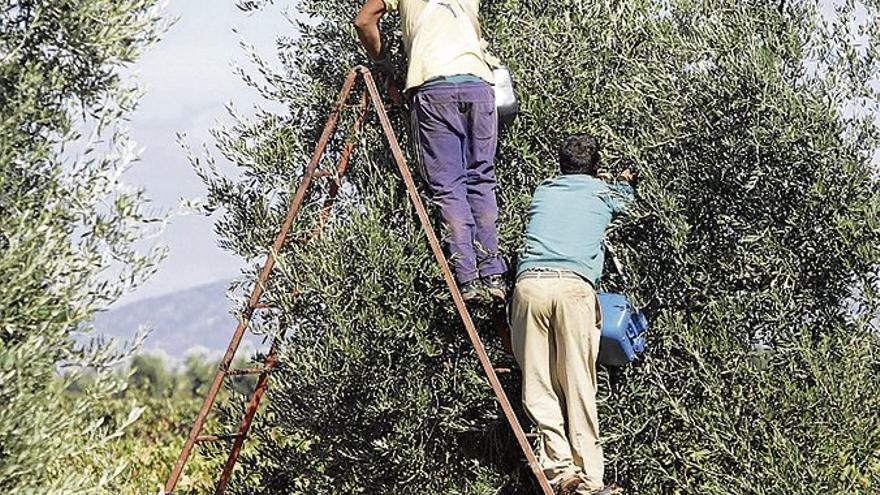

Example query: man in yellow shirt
[355,0,507,302]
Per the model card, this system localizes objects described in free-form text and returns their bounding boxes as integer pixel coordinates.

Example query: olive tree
[193,1,880,493]
[0,1,165,493]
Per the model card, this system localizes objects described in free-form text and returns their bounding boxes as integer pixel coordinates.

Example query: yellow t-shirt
[383,0,494,90]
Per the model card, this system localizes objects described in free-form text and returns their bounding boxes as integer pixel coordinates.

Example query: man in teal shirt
[511,134,636,495]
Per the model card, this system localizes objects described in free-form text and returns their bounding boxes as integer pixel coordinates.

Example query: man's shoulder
[533,175,631,214]
[537,175,607,191]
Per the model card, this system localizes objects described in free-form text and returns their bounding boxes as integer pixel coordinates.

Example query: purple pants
[411,81,507,283]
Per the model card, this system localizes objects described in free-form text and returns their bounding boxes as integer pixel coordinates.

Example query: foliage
[68,352,256,495]
[0,1,165,493]
[193,0,880,494]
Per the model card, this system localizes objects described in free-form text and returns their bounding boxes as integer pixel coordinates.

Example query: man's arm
[354,0,387,61]
[604,168,638,215]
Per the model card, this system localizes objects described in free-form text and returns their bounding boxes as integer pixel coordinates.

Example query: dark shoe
[586,484,624,495]
[555,476,586,495]
[458,279,483,303]
[482,274,508,302]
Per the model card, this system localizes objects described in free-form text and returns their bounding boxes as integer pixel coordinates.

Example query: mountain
[93,279,262,360]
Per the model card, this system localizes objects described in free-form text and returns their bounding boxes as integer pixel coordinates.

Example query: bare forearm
[355,22,383,60]
[354,0,386,60]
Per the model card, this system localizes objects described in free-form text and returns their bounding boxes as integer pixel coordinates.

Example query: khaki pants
[511,275,604,491]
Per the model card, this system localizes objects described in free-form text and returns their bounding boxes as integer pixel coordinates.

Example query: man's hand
[619,167,640,185]
[372,55,394,80]
[354,0,387,61]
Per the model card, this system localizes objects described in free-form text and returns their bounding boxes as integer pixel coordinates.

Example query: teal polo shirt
[517,174,634,286]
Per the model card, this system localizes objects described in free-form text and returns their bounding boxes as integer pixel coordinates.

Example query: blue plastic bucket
[597,292,649,367]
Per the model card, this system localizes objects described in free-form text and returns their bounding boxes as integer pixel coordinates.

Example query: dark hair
[559,134,600,175]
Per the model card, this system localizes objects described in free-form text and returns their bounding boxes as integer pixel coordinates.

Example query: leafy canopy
[192,1,880,493]
[0,1,164,493]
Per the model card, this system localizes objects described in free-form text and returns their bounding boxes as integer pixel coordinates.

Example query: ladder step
[226,366,270,376]
[313,170,335,178]
[493,367,512,374]
[251,289,301,311]
[196,433,244,443]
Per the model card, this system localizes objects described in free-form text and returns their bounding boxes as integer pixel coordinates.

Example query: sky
[118,0,293,305]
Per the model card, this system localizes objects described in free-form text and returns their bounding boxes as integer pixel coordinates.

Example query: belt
[517,269,588,282]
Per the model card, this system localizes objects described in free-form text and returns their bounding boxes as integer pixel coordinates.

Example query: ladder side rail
[312,90,371,238]
[214,94,372,495]
[163,67,361,494]
[214,340,280,495]
[360,68,555,495]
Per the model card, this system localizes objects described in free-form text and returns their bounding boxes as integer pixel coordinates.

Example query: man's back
[384,0,493,89]
[518,175,633,286]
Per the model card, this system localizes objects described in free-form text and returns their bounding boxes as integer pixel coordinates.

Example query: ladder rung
[526,432,539,439]
[251,288,301,310]
[493,367,512,374]
[313,170,335,178]
[196,433,244,443]
[226,366,270,376]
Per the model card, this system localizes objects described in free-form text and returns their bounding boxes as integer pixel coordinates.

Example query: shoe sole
[590,485,624,495]
[556,478,586,495]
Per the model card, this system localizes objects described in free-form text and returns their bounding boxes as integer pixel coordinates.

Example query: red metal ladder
[163,65,554,495]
